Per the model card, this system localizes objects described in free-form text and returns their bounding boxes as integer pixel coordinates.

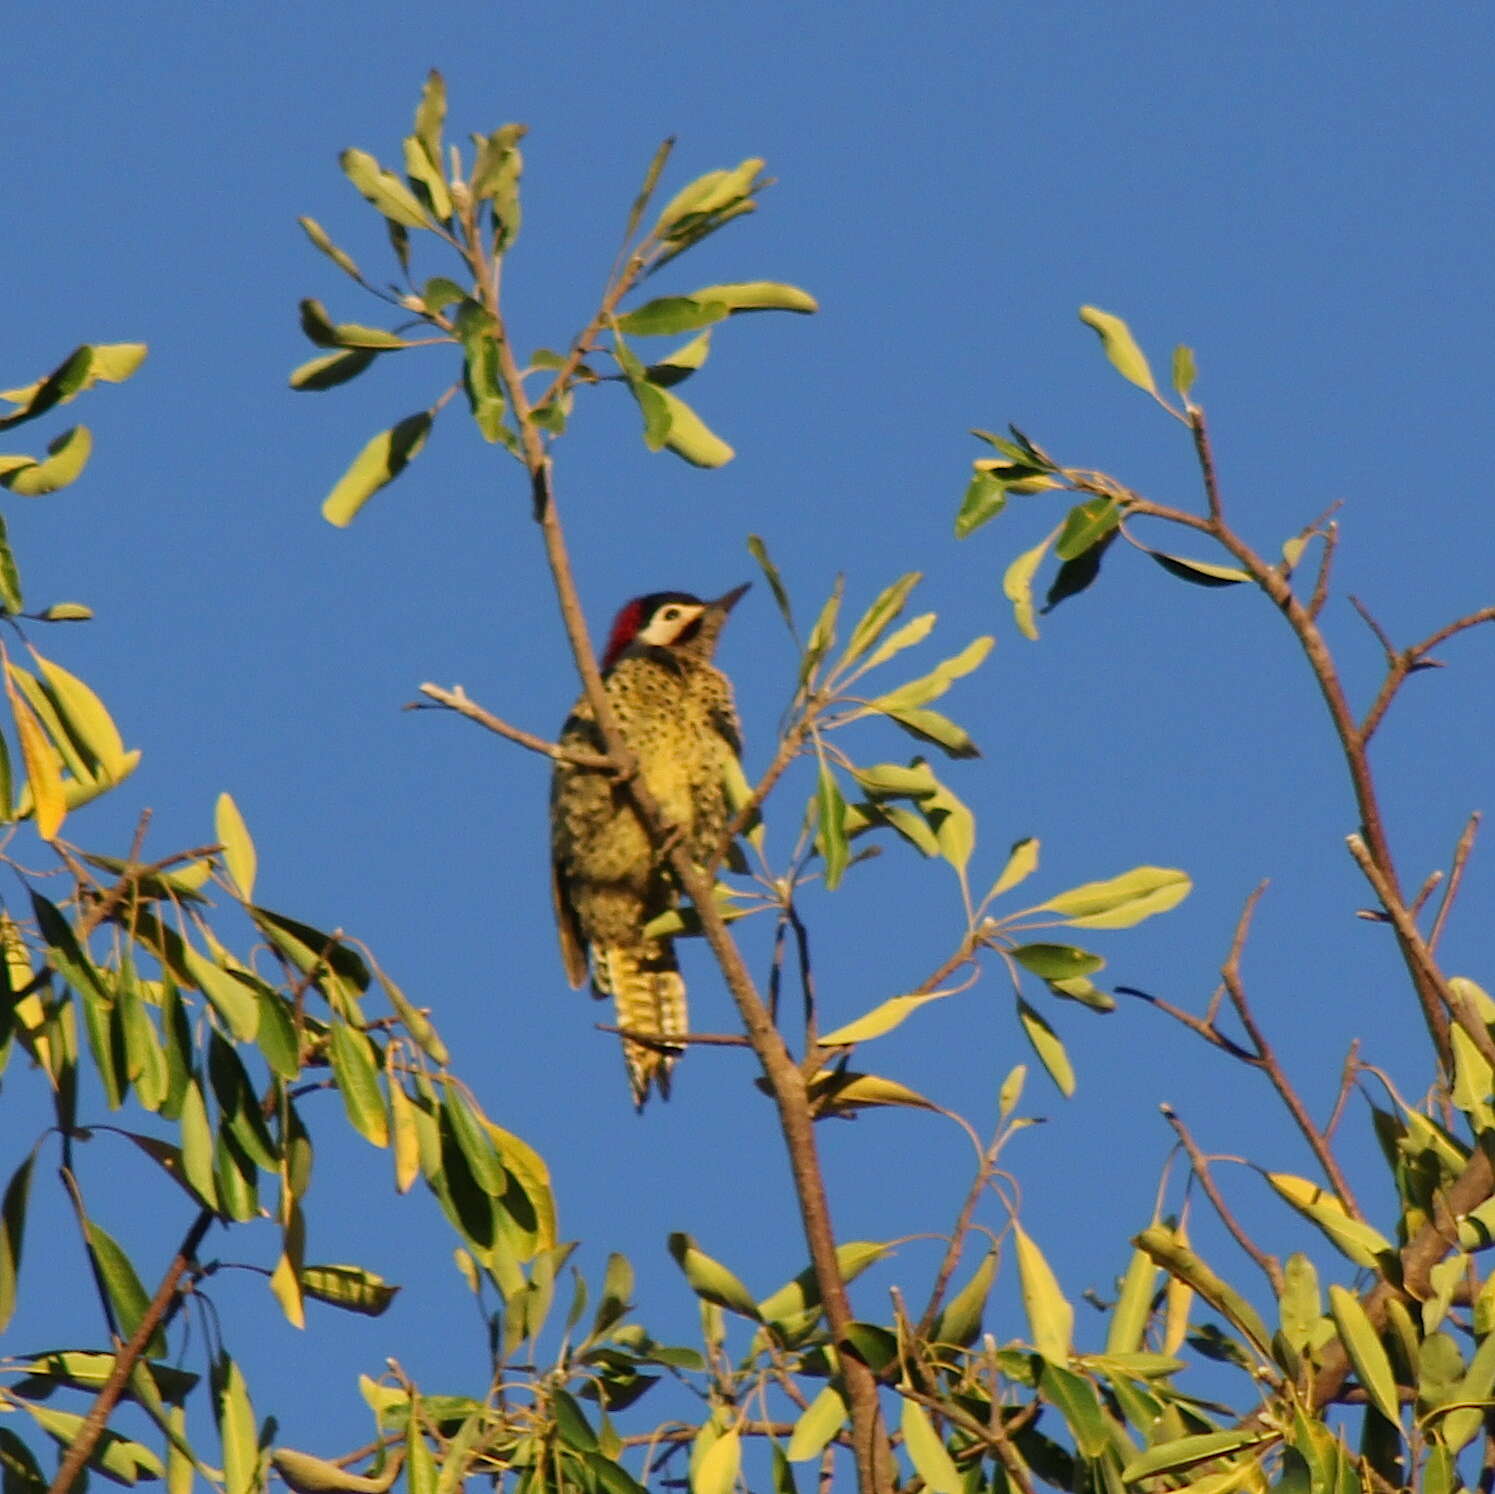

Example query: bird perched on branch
[551,584,748,1108]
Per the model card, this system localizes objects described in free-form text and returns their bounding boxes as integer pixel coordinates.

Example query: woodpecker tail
[591,939,687,1108]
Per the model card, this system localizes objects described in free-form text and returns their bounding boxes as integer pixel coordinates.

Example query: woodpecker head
[601,583,750,672]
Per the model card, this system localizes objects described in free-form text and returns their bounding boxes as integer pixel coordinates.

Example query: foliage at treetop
[2,71,1493,1494]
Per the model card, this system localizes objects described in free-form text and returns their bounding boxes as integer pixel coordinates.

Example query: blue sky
[5,0,1494,1472]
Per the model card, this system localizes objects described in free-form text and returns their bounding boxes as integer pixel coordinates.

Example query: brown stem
[487,263,890,1491]
[1429,811,1480,956]
[1217,885,1361,1216]
[413,683,611,767]
[1161,1105,1282,1292]
[48,1210,214,1494]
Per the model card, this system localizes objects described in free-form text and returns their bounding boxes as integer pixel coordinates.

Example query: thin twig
[48,1210,215,1494]
[414,683,611,768]
[1306,521,1339,621]
[914,1133,1002,1341]
[1217,884,1361,1216]
[597,1024,752,1049]
[1429,812,1480,955]
[1161,1105,1282,1293]
[1114,986,1257,1064]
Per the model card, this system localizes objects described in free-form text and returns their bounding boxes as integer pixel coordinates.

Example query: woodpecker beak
[709,582,751,614]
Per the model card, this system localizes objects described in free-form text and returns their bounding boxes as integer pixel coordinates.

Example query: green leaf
[289,349,378,392]
[870,635,993,713]
[340,147,431,228]
[1045,528,1118,612]
[667,1233,760,1319]
[644,328,713,388]
[0,346,95,431]
[1122,1430,1272,1482]
[214,1352,259,1494]
[1039,866,1192,929]
[298,299,414,350]
[321,412,433,527]
[181,945,259,1041]
[840,573,922,670]
[1003,527,1058,641]
[1172,345,1197,401]
[298,216,364,282]
[786,1384,845,1463]
[1013,1221,1073,1362]
[1017,998,1075,1097]
[1327,1284,1401,1428]
[1055,498,1120,560]
[2,425,92,496]
[1078,306,1157,395]
[441,1080,504,1194]
[208,1029,279,1169]
[215,792,256,900]
[933,1248,997,1347]
[685,281,818,314]
[900,1400,960,1494]
[177,1080,218,1208]
[403,135,452,221]
[655,387,733,467]
[757,1241,888,1324]
[32,650,129,779]
[86,1219,166,1358]
[746,534,795,634]
[414,69,446,166]
[987,837,1039,902]
[329,1021,388,1147]
[814,756,849,891]
[38,603,92,622]
[1133,1224,1272,1357]
[881,705,980,759]
[1105,1246,1159,1355]
[693,1426,740,1494]
[18,1403,163,1485]
[955,469,1009,539]
[1149,550,1251,587]
[622,137,675,244]
[0,513,23,613]
[1038,1360,1109,1456]
[1011,943,1105,980]
[1266,1173,1396,1271]
[0,1151,36,1332]
[454,301,511,447]
[1279,1252,1321,1352]
[615,297,729,337]
[299,1263,400,1317]
[652,158,765,240]
[819,991,950,1046]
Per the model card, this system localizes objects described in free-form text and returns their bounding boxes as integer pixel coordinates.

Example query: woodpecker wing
[550,858,591,989]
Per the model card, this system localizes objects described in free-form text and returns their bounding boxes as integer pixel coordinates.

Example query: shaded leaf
[1011,943,1105,980]
[289,349,378,392]
[1327,1284,1401,1428]
[300,1263,400,1317]
[1149,550,1251,587]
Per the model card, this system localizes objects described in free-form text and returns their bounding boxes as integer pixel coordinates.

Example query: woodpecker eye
[661,607,682,621]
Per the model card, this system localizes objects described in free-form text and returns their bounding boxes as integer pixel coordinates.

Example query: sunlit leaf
[340,147,431,228]
[987,837,1039,902]
[1172,345,1197,401]
[1039,866,1191,929]
[667,1233,760,1319]
[1327,1284,1401,1427]
[1055,498,1120,560]
[1149,550,1251,587]
[786,1384,845,1463]
[214,792,256,900]
[1078,305,1157,395]
[900,1401,960,1494]
[1017,998,1074,1097]
[321,412,433,527]
[1013,1221,1073,1362]
[2,425,92,496]
[1266,1173,1396,1270]
[1003,527,1058,641]
[819,991,950,1046]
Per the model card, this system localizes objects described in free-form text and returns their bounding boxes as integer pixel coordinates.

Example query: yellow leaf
[6,661,65,838]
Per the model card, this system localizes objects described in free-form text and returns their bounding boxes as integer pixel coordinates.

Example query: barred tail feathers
[592,940,687,1108]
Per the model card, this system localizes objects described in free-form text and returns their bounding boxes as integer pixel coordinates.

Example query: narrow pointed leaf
[1327,1284,1401,1428]
[1013,1221,1073,1362]
[329,1021,388,1146]
[1078,306,1157,394]
[289,349,378,392]
[871,635,993,713]
[814,756,849,890]
[300,1263,399,1317]
[8,668,64,838]
[1017,997,1074,1097]
[819,991,950,1046]
[614,297,728,336]
[668,1233,760,1319]
[215,1352,258,1494]
[0,1152,36,1331]
[1106,1246,1159,1354]
[214,792,256,900]
[746,535,795,633]
[1149,550,1251,587]
[1039,866,1191,929]
[1266,1173,1396,1270]
[685,281,817,314]
[987,837,1039,902]
[900,1400,960,1494]
[1172,345,1197,400]
[787,1384,845,1462]
[298,217,364,281]
[1055,498,1120,560]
